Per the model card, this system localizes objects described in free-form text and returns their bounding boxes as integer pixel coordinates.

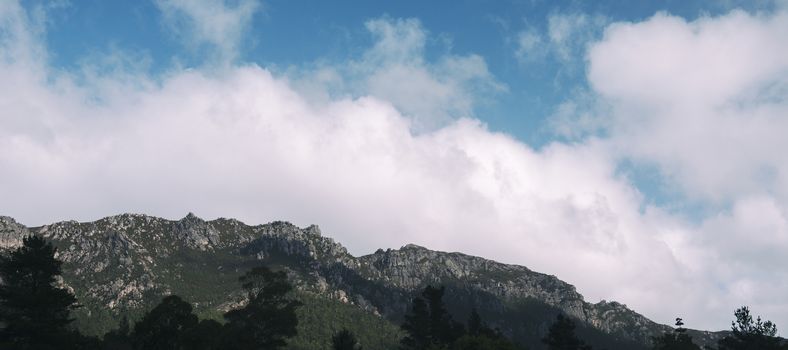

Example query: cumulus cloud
[582,9,788,327]
[2,0,788,332]
[291,17,506,131]
[589,10,788,204]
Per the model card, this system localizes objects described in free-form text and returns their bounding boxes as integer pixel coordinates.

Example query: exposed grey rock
[0,213,721,347]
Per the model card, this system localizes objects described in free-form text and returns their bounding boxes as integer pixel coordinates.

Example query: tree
[402,296,432,349]
[452,334,520,350]
[181,319,225,350]
[131,295,199,350]
[651,318,700,350]
[102,315,133,350]
[717,306,786,350]
[422,286,465,345]
[0,235,81,349]
[401,285,465,350]
[542,314,592,350]
[332,328,362,350]
[223,266,302,349]
[459,308,519,349]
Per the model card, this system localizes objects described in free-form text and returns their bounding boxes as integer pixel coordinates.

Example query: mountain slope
[0,213,721,349]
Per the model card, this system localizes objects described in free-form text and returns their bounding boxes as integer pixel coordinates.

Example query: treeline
[1,236,787,350]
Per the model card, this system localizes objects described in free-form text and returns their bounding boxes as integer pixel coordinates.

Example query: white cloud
[588,10,788,203]
[514,12,608,64]
[291,17,505,131]
[581,8,788,328]
[514,29,542,62]
[154,0,261,63]
[3,0,788,333]
[0,1,689,328]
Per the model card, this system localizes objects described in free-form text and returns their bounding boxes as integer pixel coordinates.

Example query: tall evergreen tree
[651,318,700,350]
[223,266,302,349]
[717,306,786,350]
[0,235,81,349]
[401,285,465,350]
[102,315,133,350]
[542,314,592,350]
[454,308,519,350]
[402,297,432,350]
[332,328,362,350]
[131,295,199,350]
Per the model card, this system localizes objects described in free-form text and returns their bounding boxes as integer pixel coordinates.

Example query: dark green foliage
[402,285,466,349]
[542,314,592,350]
[101,316,133,350]
[181,319,225,350]
[401,286,525,350]
[332,328,362,350]
[131,295,199,349]
[402,297,432,349]
[452,334,520,350]
[286,292,402,350]
[0,235,84,349]
[651,318,700,350]
[717,307,787,350]
[223,266,302,349]
[423,286,465,344]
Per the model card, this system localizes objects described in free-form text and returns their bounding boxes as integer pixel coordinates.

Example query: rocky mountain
[0,213,722,349]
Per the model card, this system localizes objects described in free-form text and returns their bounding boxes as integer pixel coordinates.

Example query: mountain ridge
[0,213,723,349]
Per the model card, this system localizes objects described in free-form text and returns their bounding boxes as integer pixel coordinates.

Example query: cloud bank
[1,1,787,331]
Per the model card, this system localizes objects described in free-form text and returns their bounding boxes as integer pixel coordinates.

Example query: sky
[1,0,787,333]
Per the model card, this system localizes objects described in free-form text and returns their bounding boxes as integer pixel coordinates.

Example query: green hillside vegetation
[1,220,786,349]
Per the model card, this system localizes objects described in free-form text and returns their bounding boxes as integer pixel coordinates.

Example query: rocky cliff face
[0,213,719,348]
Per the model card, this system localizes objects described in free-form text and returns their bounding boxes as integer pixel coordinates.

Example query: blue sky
[3,0,788,332]
[36,0,779,212]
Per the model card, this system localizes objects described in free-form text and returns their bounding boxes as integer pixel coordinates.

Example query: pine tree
[223,266,302,349]
[542,314,592,350]
[651,318,701,350]
[131,295,199,350]
[401,285,465,350]
[717,307,786,350]
[0,235,80,349]
[401,297,432,349]
[332,328,362,350]
[102,315,133,350]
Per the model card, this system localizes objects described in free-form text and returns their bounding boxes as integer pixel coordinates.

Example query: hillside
[0,213,722,349]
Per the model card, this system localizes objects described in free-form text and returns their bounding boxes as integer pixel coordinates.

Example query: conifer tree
[131,295,199,350]
[402,297,432,349]
[223,266,302,349]
[651,318,700,350]
[332,328,362,350]
[0,235,81,349]
[717,306,786,350]
[542,314,592,350]
[401,285,465,350]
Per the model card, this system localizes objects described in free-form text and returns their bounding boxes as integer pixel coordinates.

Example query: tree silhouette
[542,314,592,350]
[422,286,464,344]
[332,328,362,350]
[717,306,786,350]
[223,266,302,349]
[651,318,700,350]
[401,285,465,350]
[131,295,199,350]
[454,308,519,350]
[402,296,432,349]
[102,315,133,350]
[181,319,224,350]
[0,235,81,349]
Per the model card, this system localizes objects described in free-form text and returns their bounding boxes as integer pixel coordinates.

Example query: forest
[0,235,785,350]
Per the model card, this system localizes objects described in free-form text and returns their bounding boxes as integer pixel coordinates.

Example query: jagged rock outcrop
[0,213,721,347]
